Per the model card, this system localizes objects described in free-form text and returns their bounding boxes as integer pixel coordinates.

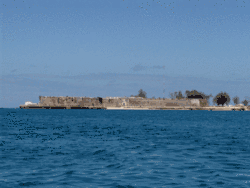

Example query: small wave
[93,149,106,155]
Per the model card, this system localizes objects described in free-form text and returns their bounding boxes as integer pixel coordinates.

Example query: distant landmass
[19,96,249,111]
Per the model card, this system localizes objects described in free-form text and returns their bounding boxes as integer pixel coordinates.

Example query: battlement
[20,96,206,109]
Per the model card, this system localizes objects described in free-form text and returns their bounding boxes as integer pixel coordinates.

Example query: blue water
[1,109,250,187]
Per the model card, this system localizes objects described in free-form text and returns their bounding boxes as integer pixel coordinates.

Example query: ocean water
[1,109,250,188]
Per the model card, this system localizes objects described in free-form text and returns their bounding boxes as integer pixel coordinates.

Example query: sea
[1,108,250,188]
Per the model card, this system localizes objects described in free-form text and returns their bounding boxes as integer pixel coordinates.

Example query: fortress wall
[102,98,123,107]
[74,97,102,107]
[79,98,91,107]
[199,99,209,107]
[38,96,199,108]
[39,96,55,106]
[40,96,80,106]
[127,98,191,108]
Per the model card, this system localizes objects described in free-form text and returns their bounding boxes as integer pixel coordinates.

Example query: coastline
[19,96,249,111]
[19,105,249,111]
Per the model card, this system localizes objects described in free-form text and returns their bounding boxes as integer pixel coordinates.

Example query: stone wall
[38,96,195,108]
[40,96,79,106]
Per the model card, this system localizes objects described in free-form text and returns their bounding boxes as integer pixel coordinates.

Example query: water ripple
[0,109,250,187]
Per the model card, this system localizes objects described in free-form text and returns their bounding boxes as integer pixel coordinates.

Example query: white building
[236,104,244,107]
[190,99,200,106]
[24,101,37,106]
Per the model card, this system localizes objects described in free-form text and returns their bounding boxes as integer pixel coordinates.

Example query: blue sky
[1,0,250,107]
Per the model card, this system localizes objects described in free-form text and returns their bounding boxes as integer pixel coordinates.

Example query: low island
[19,96,249,111]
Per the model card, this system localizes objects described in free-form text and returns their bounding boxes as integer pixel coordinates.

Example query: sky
[1,0,250,107]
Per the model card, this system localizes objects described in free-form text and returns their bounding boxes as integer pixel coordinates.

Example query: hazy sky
[1,0,250,107]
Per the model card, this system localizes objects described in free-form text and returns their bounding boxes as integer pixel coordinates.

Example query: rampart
[19,96,250,111]
[20,96,207,109]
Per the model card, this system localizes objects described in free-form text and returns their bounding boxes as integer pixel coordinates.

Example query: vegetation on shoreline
[213,92,231,106]
[132,89,249,107]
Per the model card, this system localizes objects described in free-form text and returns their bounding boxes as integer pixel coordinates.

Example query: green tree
[169,91,185,100]
[242,100,249,106]
[185,90,212,100]
[213,92,231,106]
[233,96,240,105]
[169,92,177,99]
[138,89,147,98]
[176,91,184,99]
